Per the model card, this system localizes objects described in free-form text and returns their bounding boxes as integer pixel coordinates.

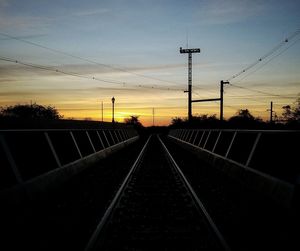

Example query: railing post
[225,131,237,158]
[212,131,222,153]
[198,130,206,147]
[203,131,211,149]
[177,129,182,139]
[44,132,62,168]
[108,130,115,145]
[246,132,261,167]
[120,130,126,141]
[86,131,96,153]
[113,130,120,143]
[179,130,184,140]
[102,130,111,147]
[177,129,181,138]
[0,134,23,184]
[187,130,194,143]
[192,130,199,145]
[70,131,83,158]
[96,131,105,149]
[183,130,189,141]
[180,130,185,141]
[116,130,123,142]
[123,130,129,139]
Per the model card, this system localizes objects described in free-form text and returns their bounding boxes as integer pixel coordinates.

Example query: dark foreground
[1,134,298,250]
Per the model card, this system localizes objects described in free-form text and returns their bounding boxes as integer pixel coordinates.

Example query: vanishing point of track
[85,134,231,251]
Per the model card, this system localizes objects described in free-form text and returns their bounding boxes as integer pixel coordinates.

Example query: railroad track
[85,134,231,251]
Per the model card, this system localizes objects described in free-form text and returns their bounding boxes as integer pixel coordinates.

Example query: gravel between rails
[92,135,227,251]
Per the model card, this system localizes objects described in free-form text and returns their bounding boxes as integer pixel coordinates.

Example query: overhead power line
[224,28,300,100]
[233,36,300,84]
[0,56,127,85]
[0,55,185,91]
[225,93,297,98]
[229,83,287,97]
[226,28,300,81]
[0,32,182,86]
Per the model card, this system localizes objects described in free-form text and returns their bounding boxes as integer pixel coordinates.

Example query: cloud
[285,82,300,87]
[72,8,110,17]
[0,15,55,30]
[0,33,47,41]
[0,0,8,8]
[195,0,266,25]
[0,63,53,77]
[0,90,38,97]
[0,62,187,94]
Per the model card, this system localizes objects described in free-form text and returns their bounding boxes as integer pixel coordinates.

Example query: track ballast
[86,135,229,250]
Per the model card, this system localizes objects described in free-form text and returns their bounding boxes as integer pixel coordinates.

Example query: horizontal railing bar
[0,128,135,133]
[168,129,299,133]
[169,134,293,183]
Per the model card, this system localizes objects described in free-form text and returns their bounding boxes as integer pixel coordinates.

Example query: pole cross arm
[192,98,221,103]
[221,80,230,84]
[180,47,201,53]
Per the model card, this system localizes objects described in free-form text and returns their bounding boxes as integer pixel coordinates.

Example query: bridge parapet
[169,129,300,207]
[0,128,138,195]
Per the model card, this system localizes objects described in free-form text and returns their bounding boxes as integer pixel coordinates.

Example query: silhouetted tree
[191,114,218,122]
[228,109,262,128]
[124,115,143,128]
[0,103,62,120]
[282,105,293,121]
[229,109,255,121]
[294,98,300,121]
[170,114,220,128]
[281,97,300,124]
[171,117,184,125]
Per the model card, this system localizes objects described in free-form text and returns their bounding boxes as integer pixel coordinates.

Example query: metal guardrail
[169,129,300,184]
[0,128,138,190]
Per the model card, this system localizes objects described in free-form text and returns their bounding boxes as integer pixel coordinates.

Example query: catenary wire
[0,55,185,91]
[226,28,300,81]
[0,32,182,86]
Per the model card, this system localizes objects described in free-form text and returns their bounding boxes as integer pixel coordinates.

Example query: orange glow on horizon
[57,103,275,127]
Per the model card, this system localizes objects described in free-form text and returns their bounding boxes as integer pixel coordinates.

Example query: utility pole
[152,108,155,127]
[220,80,230,122]
[101,101,103,122]
[111,97,115,124]
[267,101,273,123]
[191,80,229,121]
[180,47,200,121]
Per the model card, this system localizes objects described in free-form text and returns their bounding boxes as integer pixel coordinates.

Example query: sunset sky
[0,0,299,126]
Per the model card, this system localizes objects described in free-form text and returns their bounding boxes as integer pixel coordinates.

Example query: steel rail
[84,135,151,251]
[158,135,231,251]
